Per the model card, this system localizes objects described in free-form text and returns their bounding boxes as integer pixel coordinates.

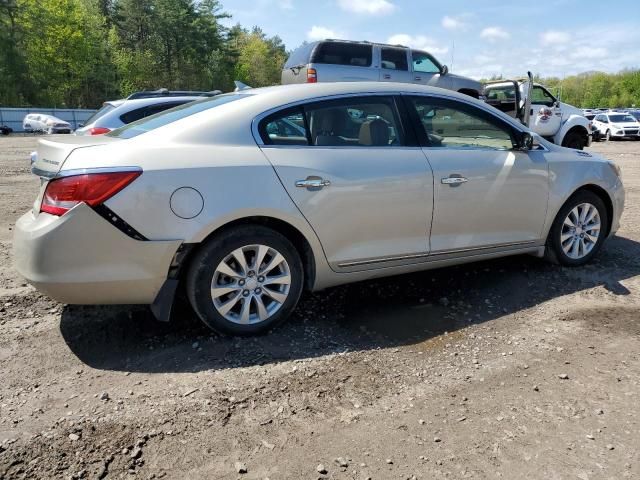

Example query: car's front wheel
[545,191,608,267]
[186,225,304,335]
[604,130,611,141]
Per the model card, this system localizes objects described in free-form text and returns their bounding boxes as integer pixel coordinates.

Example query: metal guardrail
[0,107,97,133]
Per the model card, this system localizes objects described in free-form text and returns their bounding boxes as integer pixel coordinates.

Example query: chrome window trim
[55,166,143,178]
[252,91,405,146]
[32,165,143,180]
[251,90,533,147]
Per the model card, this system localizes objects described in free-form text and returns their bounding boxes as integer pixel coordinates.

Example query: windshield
[609,114,636,123]
[84,103,116,125]
[107,93,250,139]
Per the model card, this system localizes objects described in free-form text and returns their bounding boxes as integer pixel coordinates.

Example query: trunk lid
[31,135,118,178]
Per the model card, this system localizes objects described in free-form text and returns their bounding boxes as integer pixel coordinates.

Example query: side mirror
[78,123,84,128]
[441,65,449,75]
[520,132,540,150]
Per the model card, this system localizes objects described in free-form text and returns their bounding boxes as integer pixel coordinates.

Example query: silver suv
[282,39,482,98]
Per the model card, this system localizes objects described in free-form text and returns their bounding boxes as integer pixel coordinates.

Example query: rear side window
[85,103,116,125]
[260,108,308,146]
[381,47,408,71]
[259,96,404,147]
[120,102,189,124]
[311,42,372,67]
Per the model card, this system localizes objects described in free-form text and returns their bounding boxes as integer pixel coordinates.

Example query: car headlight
[607,161,622,178]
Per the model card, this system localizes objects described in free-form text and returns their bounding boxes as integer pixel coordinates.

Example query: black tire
[545,191,608,267]
[604,130,610,142]
[561,130,587,150]
[186,225,304,335]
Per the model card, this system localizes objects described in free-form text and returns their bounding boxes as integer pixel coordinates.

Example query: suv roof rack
[324,38,408,48]
[126,89,222,100]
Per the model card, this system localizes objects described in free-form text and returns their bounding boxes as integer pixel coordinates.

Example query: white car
[592,112,640,141]
[23,114,72,134]
[75,90,219,136]
[15,82,625,335]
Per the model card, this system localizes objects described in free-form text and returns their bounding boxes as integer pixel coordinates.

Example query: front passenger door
[406,95,549,254]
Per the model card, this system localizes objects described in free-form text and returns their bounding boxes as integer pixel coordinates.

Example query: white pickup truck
[484,73,591,150]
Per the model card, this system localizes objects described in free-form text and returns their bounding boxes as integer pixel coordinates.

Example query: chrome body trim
[337,240,538,268]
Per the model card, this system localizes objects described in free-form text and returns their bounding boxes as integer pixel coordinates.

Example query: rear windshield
[311,42,372,67]
[284,42,316,68]
[107,94,250,139]
[84,103,116,124]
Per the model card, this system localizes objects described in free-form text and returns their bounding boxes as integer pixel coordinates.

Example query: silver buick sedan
[14,83,625,335]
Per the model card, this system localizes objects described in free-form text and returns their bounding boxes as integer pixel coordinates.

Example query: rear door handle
[414,76,422,81]
[441,176,468,186]
[296,177,331,189]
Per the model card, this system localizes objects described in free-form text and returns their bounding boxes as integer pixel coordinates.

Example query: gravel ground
[0,135,639,480]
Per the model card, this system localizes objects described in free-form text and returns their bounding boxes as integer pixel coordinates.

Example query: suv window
[311,42,372,67]
[531,86,556,107]
[381,47,408,71]
[284,42,315,68]
[306,97,402,147]
[411,51,441,74]
[408,96,515,150]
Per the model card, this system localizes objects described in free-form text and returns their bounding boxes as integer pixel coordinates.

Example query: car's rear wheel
[545,191,608,267]
[561,130,587,150]
[186,226,304,335]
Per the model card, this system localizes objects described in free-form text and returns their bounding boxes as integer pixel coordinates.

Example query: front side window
[411,51,441,74]
[530,86,556,106]
[381,47,408,71]
[312,42,372,67]
[306,97,403,147]
[409,96,516,150]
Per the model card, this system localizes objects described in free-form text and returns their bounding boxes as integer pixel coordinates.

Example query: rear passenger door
[258,95,434,271]
[379,46,412,83]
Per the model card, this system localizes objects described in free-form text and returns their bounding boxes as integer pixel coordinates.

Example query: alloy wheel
[560,203,601,259]
[210,244,291,325]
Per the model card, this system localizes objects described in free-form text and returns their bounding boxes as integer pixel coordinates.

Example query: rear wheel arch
[185,216,316,291]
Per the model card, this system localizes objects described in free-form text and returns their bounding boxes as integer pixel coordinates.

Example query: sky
[223,0,640,79]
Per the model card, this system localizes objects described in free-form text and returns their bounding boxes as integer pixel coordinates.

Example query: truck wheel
[562,130,587,150]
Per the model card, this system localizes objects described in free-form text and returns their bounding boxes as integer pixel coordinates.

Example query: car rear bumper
[13,204,181,305]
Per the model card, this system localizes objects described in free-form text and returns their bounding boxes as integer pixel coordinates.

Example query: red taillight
[40,171,141,216]
[88,127,111,135]
[307,68,317,83]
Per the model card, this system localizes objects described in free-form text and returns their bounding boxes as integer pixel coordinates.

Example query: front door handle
[383,74,391,79]
[296,177,331,189]
[414,76,422,81]
[441,176,468,186]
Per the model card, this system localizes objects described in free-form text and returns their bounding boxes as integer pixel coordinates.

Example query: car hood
[31,135,120,177]
[560,102,584,117]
